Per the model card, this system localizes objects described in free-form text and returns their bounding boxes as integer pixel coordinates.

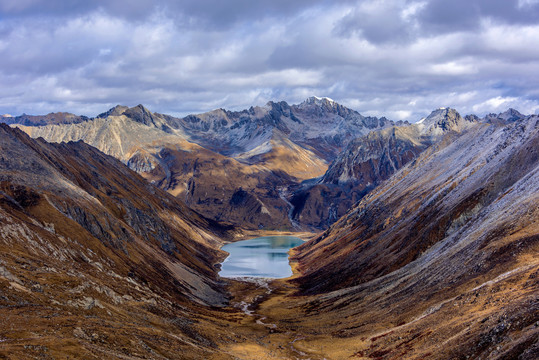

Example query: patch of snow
[235,141,273,159]
[338,171,352,184]
[313,95,335,103]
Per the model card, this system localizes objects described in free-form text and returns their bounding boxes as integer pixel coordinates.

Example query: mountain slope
[295,114,538,292]
[0,124,237,358]
[290,108,477,229]
[279,114,539,359]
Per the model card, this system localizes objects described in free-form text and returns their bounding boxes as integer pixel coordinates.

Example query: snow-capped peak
[302,96,336,106]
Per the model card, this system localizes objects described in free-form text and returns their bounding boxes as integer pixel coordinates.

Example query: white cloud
[518,0,539,8]
[472,96,539,115]
[427,61,477,76]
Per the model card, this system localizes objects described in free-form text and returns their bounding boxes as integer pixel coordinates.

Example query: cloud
[334,0,425,44]
[417,0,539,33]
[0,0,538,120]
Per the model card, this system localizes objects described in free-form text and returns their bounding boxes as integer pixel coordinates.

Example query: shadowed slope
[0,124,238,358]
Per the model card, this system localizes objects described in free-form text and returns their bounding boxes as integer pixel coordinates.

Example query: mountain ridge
[2,101,532,231]
[4,98,391,230]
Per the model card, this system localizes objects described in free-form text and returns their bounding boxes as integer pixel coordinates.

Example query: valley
[1,101,538,359]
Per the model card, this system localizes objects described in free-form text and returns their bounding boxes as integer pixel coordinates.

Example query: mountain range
[8,99,516,232]
[5,97,393,230]
[1,99,537,359]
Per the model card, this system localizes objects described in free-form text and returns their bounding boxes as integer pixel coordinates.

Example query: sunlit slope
[283,115,538,358]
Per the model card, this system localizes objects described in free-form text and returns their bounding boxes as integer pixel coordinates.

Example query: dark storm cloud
[0,0,538,120]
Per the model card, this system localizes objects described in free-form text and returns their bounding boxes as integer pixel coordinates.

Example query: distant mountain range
[2,97,391,230]
[1,99,529,232]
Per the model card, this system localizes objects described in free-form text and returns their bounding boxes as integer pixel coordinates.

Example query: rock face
[7,98,390,230]
[290,108,477,229]
[484,108,527,124]
[287,114,539,358]
[416,107,476,136]
[322,127,425,185]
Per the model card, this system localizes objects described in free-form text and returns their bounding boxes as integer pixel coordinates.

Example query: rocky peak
[302,96,336,106]
[122,104,160,127]
[294,96,355,117]
[419,107,475,136]
[421,107,460,126]
[484,108,525,123]
[96,105,129,118]
[501,108,524,121]
[96,104,160,127]
[465,114,480,122]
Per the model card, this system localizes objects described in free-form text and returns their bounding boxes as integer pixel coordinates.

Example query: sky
[1,0,539,121]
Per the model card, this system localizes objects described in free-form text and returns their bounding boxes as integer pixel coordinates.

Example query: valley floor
[213,262,538,360]
[1,229,537,360]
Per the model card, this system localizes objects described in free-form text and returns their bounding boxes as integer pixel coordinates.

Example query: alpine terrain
[0,102,537,359]
[7,97,391,231]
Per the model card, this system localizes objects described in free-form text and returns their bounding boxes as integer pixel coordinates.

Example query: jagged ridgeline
[5,101,526,232]
[6,98,394,231]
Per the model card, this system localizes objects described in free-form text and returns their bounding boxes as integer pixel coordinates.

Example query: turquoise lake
[219,236,304,278]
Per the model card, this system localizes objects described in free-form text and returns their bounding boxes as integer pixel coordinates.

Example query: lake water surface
[219,236,304,278]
